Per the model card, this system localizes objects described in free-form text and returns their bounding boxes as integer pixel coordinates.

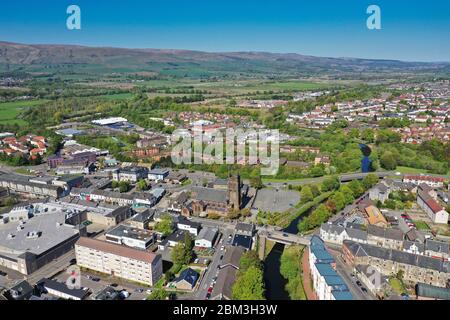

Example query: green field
[396,166,429,174]
[0,100,48,125]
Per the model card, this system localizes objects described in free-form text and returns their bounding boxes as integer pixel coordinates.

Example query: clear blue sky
[0,0,449,62]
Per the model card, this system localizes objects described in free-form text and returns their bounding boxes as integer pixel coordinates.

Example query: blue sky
[0,0,449,61]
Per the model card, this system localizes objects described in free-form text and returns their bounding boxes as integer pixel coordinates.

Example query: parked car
[69,258,77,265]
[356,281,362,287]
[91,277,101,282]
[110,283,118,287]
[361,287,368,293]
[205,293,211,300]
[207,286,213,294]
[0,271,7,276]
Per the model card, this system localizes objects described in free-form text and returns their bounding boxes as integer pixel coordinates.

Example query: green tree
[300,186,314,203]
[321,176,340,192]
[348,180,365,198]
[154,214,174,236]
[240,250,263,272]
[232,266,265,300]
[362,173,379,190]
[136,179,149,191]
[148,288,168,300]
[380,151,397,170]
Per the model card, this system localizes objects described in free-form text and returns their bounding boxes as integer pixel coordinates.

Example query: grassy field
[413,220,431,231]
[0,99,48,125]
[396,166,429,174]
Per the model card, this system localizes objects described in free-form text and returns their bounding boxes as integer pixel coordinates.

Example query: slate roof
[174,268,199,288]
[367,225,404,241]
[344,240,450,273]
[191,186,228,204]
[416,283,450,300]
[425,239,449,255]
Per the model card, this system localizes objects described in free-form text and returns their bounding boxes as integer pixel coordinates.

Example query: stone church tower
[228,174,241,210]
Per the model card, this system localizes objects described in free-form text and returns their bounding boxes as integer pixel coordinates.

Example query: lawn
[389,277,407,295]
[395,166,429,174]
[413,220,431,231]
[0,99,48,125]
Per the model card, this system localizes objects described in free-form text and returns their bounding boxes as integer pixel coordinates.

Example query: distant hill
[0,41,448,78]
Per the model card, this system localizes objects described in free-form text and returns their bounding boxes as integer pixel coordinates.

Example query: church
[181,174,248,218]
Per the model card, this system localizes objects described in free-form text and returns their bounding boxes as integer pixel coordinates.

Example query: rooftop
[76,237,159,264]
[106,224,154,241]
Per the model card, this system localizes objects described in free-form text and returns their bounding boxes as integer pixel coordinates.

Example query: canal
[263,203,317,299]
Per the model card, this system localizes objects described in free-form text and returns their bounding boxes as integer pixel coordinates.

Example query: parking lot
[252,188,300,213]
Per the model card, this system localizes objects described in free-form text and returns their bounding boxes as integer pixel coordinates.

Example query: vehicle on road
[69,258,77,265]
[207,286,213,294]
[356,281,362,287]
[91,277,101,282]
[361,287,368,293]
[205,293,211,300]
[0,271,7,276]
[110,283,118,287]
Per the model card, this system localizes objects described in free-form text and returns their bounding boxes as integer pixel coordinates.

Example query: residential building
[195,227,218,248]
[36,278,89,301]
[417,184,449,224]
[173,268,199,291]
[148,168,169,181]
[75,237,163,286]
[342,240,450,288]
[369,183,391,204]
[403,175,446,188]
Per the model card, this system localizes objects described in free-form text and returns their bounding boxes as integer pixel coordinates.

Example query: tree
[154,214,173,236]
[232,266,265,300]
[348,180,365,198]
[380,151,397,170]
[331,191,346,212]
[300,186,314,203]
[240,251,263,272]
[118,181,130,193]
[339,185,355,205]
[148,288,168,300]
[362,173,379,190]
[172,243,187,266]
[136,179,149,191]
[361,128,375,143]
[321,176,340,192]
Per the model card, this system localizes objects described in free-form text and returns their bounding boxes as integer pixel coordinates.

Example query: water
[263,214,303,300]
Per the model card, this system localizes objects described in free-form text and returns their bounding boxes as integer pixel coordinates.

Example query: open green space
[0,99,48,125]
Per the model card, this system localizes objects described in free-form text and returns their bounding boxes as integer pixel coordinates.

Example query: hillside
[0,41,449,78]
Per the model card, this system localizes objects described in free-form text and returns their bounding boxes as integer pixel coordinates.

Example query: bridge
[257,229,311,259]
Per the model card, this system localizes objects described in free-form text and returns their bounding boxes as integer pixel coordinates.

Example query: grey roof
[37,278,88,300]
[174,268,199,288]
[425,239,449,255]
[321,223,367,241]
[235,222,255,234]
[130,209,155,223]
[374,183,389,193]
[344,240,450,273]
[211,266,237,300]
[177,216,201,229]
[403,240,425,253]
[367,225,404,241]
[106,224,154,241]
[191,187,228,204]
[221,246,245,269]
[405,228,425,243]
[196,227,218,243]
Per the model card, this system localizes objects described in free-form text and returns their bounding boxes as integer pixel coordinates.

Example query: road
[264,171,396,188]
[327,246,376,301]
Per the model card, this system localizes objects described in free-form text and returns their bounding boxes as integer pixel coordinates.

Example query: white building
[75,237,162,286]
[195,227,218,248]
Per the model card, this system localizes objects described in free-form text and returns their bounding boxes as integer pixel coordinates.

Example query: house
[5,280,34,300]
[342,240,450,288]
[403,175,446,188]
[309,236,352,300]
[168,191,189,213]
[235,222,255,237]
[417,185,449,224]
[366,225,404,250]
[369,183,391,204]
[148,168,169,181]
[354,264,389,297]
[364,205,388,227]
[320,223,367,245]
[173,268,199,291]
[176,217,201,236]
[112,166,148,183]
[232,234,253,250]
[36,278,89,301]
[314,155,331,166]
[211,246,245,300]
[166,172,187,184]
[127,209,155,230]
[195,227,218,248]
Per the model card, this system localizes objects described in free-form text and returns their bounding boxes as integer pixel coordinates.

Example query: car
[282,233,289,238]
[401,214,409,219]
[219,255,224,260]
[134,288,144,293]
[194,258,199,264]
[91,277,101,282]
[146,289,153,294]
[356,281,362,287]
[69,258,77,265]
[0,271,7,276]
[228,234,232,239]
[361,287,368,293]
[207,286,213,294]
[220,245,225,251]
[205,293,211,300]
[110,283,118,287]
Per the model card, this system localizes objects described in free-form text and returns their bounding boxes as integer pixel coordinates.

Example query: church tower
[228,174,241,210]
